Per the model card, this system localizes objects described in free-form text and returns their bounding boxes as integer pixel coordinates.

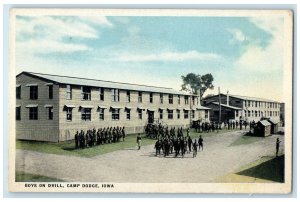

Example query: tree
[181,73,214,99]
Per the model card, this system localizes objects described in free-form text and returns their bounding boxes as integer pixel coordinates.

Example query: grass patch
[216,155,284,183]
[237,155,285,182]
[230,134,262,147]
[17,134,156,158]
[17,129,241,158]
[16,171,64,182]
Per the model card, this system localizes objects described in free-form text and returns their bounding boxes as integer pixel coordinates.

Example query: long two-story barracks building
[202,93,281,123]
[16,72,206,142]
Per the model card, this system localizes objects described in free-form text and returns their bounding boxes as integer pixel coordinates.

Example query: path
[16,131,284,182]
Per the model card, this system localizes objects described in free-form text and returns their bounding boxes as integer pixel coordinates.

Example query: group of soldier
[154,133,203,158]
[145,123,186,140]
[194,120,249,133]
[74,126,126,149]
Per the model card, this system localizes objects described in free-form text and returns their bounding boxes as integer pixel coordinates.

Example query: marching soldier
[122,126,126,141]
[137,133,142,150]
[74,131,79,149]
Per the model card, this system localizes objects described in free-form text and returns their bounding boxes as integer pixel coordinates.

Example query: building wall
[203,94,280,122]
[16,74,59,142]
[58,84,198,141]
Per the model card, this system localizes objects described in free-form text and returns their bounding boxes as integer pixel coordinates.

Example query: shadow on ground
[236,155,284,182]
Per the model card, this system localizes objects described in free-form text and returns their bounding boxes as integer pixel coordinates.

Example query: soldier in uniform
[187,136,192,153]
[154,139,161,156]
[276,138,281,157]
[137,133,142,150]
[122,126,126,141]
[74,131,79,149]
[198,135,203,151]
[192,139,198,158]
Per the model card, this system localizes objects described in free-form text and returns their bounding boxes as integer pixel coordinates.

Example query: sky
[15,15,285,102]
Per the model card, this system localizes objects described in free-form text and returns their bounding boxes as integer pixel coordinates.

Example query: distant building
[202,93,281,123]
[16,72,208,142]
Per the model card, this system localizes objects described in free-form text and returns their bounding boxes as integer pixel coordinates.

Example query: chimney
[227,91,229,106]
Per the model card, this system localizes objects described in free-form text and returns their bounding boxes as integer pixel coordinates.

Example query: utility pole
[218,87,221,123]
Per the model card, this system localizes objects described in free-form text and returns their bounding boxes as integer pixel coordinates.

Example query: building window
[29,107,38,120]
[255,111,257,117]
[66,108,72,121]
[138,109,143,119]
[251,110,254,117]
[48,85,53,99]
[169,94,173,104]
[168,110,173,119]
[248,110,251,117]
[177,109,180,119]
[81,108,91,121]
[192,97,195,105]
[126,109,131,120]
[48,107,53,120]
[16,107,21,120]
[205,110,209,119]
[191,110,195,119]
[177,95,180,104]
[184,96,189,105]
[99,108,104,120]
[66,85,72,100]
[81,86,91,100]
[138,92,142,103]
[126,91,130,102]
[248,101,250,107]
[160,94,163,104]
[159,109,163,119]
[112,108,120,120]
[30,86,38,100]
[184,110,189,119]
[99,88,104,101]
[16,86,21,99]
[149,93,153,103]
[111,89,119,102]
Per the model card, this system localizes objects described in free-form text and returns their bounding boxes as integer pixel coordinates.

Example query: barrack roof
[203,93,279,103]
[17,71,192,95]
[211,102,242,110]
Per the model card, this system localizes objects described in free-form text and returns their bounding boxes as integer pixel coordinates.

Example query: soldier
[137,133,142,150]
[74,131,79,149]
[193,139,198,158]
[122,126,126,141]
[187,136,192,153]
[276,138,281,157]
[180,137,185,158]
[198,135,203,151]
[239,120,243,130]
[80,130,85,149]
[97,129,101,145]
[154,139,161,156]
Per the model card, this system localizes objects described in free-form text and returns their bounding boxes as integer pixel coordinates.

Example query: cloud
[16,16,113,54]
[115,50,221,62]
[234,17,283,72]
[228,28,246,43]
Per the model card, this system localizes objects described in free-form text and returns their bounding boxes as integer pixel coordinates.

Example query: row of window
[16,107,195,121]
[244,100,280,109]
[244,110,280,117]
[16,84,198,105]
[70,85,195,105]
[16,107,53,120]
[72,108,193,121]
[16,85,53,100]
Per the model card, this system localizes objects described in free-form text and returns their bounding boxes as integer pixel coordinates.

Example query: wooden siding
[58,85,199,141]
[16,74,59,142]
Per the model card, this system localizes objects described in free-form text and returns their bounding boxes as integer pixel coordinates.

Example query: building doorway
[148,111,154,124]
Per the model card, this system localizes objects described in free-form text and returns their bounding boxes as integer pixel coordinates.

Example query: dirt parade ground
[16,130,284,183]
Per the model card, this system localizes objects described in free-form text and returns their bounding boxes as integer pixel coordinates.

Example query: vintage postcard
[8,8,293,193]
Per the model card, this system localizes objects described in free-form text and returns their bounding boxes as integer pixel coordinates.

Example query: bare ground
[16,130,284,183]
